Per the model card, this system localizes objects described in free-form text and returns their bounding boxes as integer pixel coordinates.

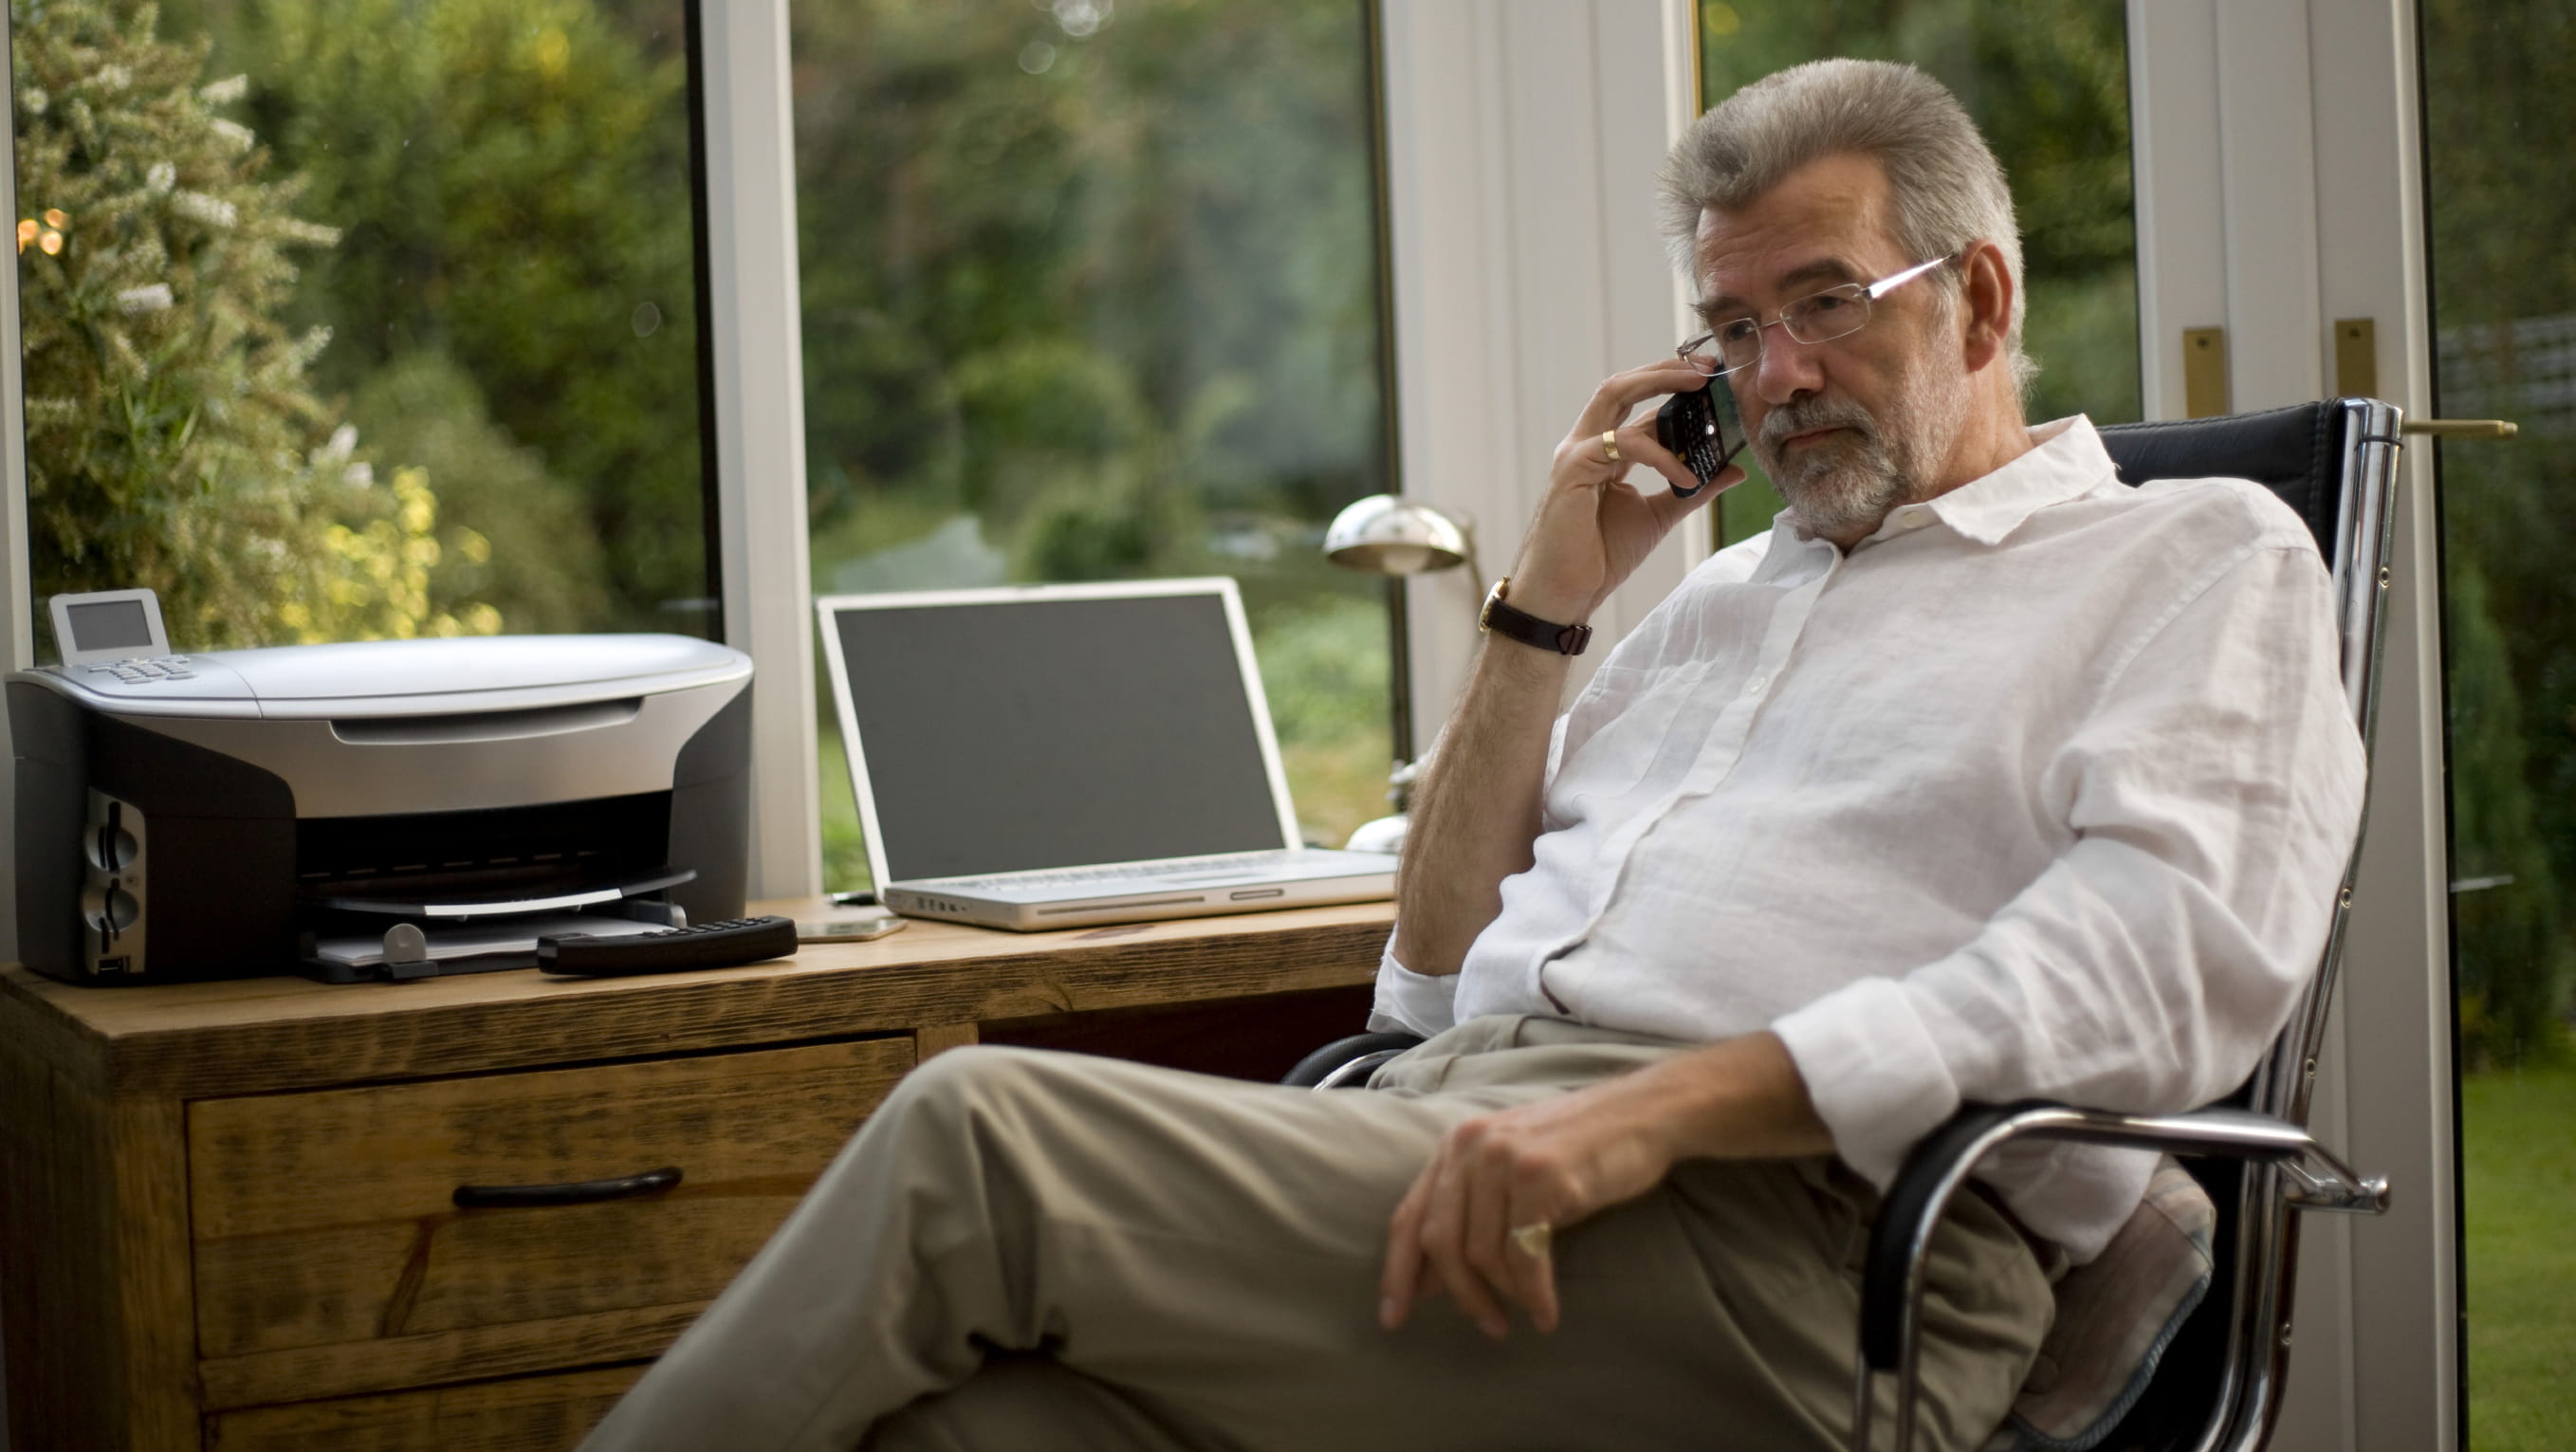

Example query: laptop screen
[822,585,1294,883]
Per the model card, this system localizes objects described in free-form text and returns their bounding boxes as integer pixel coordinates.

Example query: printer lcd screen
[65,598,155,652]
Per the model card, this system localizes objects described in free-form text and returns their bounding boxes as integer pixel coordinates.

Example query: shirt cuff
[1370,940,1460,1037]
[1769,977,1962,1189]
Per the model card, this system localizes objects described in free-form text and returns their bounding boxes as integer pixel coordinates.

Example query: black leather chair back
[2007,399,2396,1452]
[2100,400,2351,559]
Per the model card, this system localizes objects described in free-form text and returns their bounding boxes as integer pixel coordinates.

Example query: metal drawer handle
[451,1166,683,1210]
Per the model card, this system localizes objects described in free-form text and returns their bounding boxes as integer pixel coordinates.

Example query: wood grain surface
[1,901,1392,1099]
[0,1036,201,1452]
[115,1094,202,1452]
[911,1021,979,1060]
[190,1038,910,1360]
[205,1364,645,1452]
[198,1302,703,1413]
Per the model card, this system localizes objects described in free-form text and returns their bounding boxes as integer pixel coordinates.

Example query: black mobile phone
[1654,381,1747,497]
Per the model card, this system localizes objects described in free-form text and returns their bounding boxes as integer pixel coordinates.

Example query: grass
[2461,1059,2576,1452]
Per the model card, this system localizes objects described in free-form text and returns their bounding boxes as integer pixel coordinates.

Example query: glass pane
[788,0,1394,891]
[1693,0,2142,544]
[2421,3,2576,1447]
[11,0,711,653]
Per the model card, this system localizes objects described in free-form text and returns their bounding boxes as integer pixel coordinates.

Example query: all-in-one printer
[10,589,754,984]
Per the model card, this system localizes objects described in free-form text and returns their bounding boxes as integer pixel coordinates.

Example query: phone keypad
[1656,392,1732,497]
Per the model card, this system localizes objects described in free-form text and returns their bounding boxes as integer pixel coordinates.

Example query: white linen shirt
[1371,415,2366,1262]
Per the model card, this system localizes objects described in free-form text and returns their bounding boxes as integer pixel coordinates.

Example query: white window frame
[1375,0,1711,731]
[2130,3,2456,1447]
[701,0,822,902]
[0,10,30,964]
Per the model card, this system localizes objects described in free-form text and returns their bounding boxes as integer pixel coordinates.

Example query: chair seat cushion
[1987,1157,2217,1452]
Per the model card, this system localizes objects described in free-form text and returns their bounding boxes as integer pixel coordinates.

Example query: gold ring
[1599,431,1623,465]
[1509,1222,1552,1259]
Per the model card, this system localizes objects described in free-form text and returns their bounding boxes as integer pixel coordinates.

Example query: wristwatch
[1479,579,1592,656]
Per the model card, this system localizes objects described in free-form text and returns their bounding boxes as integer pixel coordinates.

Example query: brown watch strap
[1479,579,1592,656]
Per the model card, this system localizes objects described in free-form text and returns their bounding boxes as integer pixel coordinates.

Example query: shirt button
[1745,673,1769,694]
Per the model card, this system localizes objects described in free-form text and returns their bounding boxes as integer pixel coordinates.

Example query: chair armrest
[1281,1031,1426,1089]
[1861,1101,2384,1370]
[1851,1100,2387,1452]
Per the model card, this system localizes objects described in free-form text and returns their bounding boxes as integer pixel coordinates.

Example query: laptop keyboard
[930,849,1311,892]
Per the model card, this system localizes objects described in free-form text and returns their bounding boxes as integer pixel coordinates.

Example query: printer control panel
[75,655,198,685]
[40,587,250,704]
[34,653,254,707]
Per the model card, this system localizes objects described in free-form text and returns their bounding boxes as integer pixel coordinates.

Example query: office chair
[1283,399,2406,1452]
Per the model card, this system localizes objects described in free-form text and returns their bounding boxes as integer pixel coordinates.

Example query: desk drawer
[188,1038,911,1371]
[205,1364,643,1452]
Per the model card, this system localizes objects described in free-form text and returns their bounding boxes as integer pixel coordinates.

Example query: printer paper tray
[304,865,694,918]
[308,914,670,970]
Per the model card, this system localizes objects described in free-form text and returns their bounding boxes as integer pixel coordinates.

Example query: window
[787,0,1396,891]
[11,0,711,656]
[1692,0,2141,543]
[2421,2,2576,1443]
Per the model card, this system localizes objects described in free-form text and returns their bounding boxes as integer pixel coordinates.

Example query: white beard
[1751,347,1970,540]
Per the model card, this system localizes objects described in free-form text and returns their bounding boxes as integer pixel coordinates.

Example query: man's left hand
[1374,1031,1832,1339]
[1375,1070,1678,1339]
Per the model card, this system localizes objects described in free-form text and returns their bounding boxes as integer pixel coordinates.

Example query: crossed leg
[579,1021,2048,1452]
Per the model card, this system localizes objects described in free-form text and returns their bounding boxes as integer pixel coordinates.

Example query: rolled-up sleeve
[1370,940,1461,1036]
[1771,538,2365,1190]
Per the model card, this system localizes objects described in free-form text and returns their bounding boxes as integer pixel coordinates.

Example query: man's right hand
[1391,363,1743,976]
[1503,360,1743,628]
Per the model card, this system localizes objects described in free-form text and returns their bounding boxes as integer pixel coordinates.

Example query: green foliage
[175,0,699,632]
[1256,593,1387,751]
[2447,562,2572,1069]
[791,0,1387,578]
[11,0,493,649]
[790,0,1394,855]
[1259,592,1393,849]
[2421,0,2576,322]
[343,351,609,634]
[816,713,872,895]
[2421,0,2576,1072]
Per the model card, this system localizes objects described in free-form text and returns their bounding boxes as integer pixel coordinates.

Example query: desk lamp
[1321,495,1477,853]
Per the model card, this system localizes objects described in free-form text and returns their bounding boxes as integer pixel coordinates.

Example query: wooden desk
[0,901,1391,1452]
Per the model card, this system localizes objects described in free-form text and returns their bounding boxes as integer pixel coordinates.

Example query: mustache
[1758,395,1882,452]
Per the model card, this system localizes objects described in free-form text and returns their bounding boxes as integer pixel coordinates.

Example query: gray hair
[1658,59,2034,394]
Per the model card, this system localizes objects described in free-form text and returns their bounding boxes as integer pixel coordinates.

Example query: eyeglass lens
[1683,254,1950,376]
[1687,287,1871,374]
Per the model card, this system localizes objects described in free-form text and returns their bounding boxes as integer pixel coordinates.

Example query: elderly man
[582,58,2362,1452]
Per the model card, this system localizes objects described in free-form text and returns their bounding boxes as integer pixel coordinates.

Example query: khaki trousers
[579,1016,2052,1452]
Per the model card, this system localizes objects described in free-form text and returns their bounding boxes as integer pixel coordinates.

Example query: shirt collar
[1773,414,2116,550]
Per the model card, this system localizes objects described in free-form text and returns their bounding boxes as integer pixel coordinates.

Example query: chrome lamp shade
[1322,495,1472,577]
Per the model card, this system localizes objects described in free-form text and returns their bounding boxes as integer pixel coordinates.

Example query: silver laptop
[817,579,1398,930]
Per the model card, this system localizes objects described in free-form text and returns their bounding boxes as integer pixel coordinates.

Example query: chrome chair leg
[1309,1047,1409,1090]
